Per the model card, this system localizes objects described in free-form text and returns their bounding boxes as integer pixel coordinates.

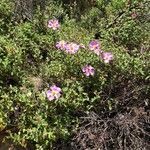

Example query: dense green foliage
[0,0,149,149]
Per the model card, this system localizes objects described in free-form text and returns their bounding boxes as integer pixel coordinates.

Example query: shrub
[0,0,149,149]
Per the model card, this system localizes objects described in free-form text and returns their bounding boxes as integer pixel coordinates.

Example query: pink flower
[48,19,60,30]
[101,52,113,63]
[46,85,61,101]
[82,65,95,77]
[131,12,137,19]
[56,40,67,50]
[65,42,80,54]
[89,40,102,55]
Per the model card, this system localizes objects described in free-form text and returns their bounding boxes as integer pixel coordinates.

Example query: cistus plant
[0,0,149,149]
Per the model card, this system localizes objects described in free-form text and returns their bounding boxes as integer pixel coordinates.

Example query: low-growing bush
[0,0,149,149]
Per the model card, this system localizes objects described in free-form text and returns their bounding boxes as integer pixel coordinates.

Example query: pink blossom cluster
[47,19,113,64]
[80,41,113,76]
[89,40,113,64]
[56,40,80,54]
[46,19,115,100]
